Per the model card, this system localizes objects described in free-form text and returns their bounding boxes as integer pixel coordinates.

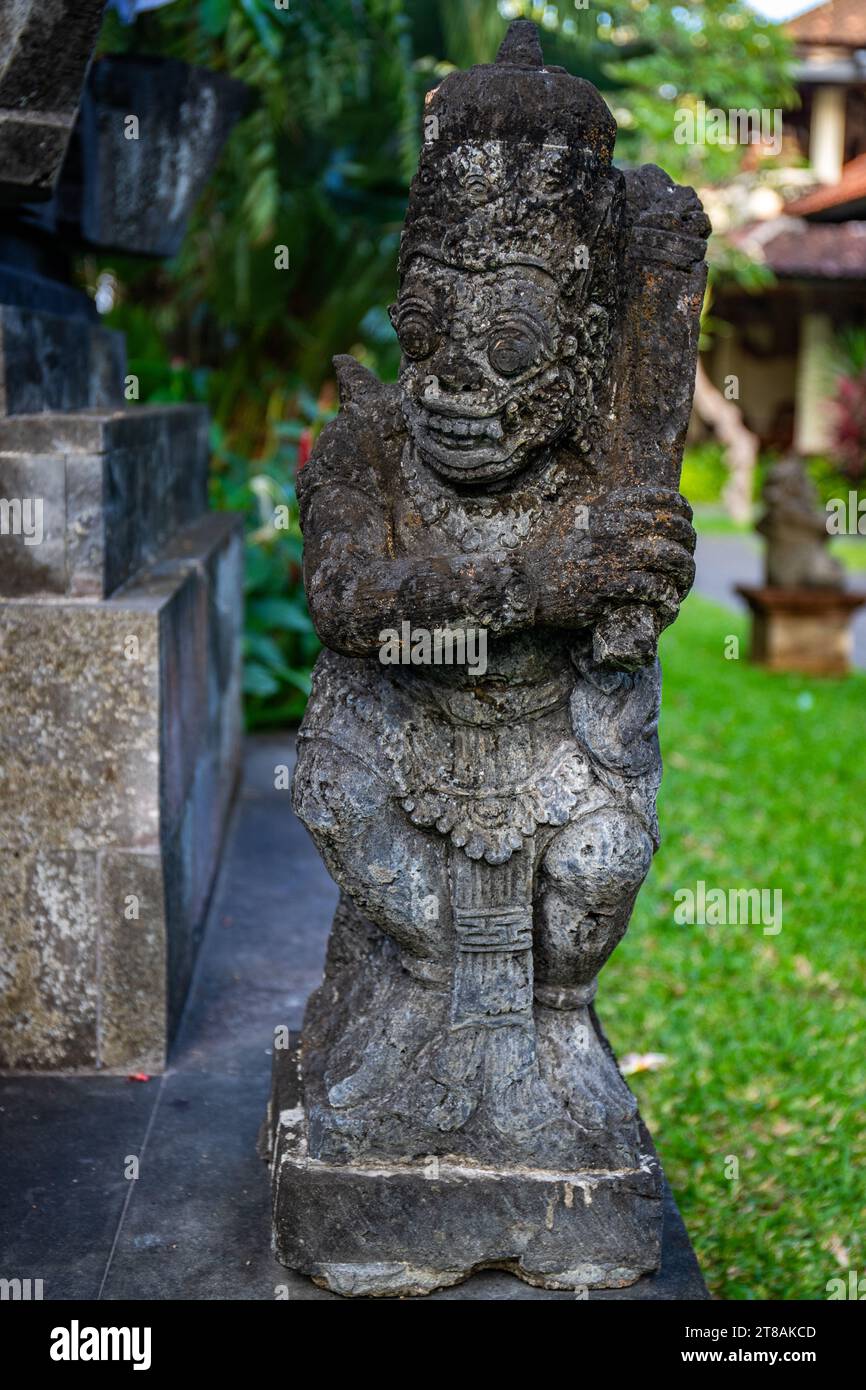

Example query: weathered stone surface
[64,56,251,258]
[268,20,708,1292]
[0,404,209,598]
[0,305,125,415]
[0,601,162,854]
[0,512,243,1071]
[0,451,66,593]
[267,1037,662,1297]
[0,0,106,203]
[0,850,99,1069]
[98,850,167,1073]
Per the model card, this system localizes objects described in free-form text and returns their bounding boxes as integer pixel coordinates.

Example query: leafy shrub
[209,403,333,728]
[680,441,729,505]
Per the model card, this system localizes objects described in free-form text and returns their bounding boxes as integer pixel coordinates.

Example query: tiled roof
[787,0,866,48]
[785,154,866,217]
[732,217,866,278]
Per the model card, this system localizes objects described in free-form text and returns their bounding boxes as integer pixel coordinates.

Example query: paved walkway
[0,739,704,1302]
[693,531,866,669]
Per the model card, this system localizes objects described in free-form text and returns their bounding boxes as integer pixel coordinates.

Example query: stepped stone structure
[264,21,709,1295]
[0,1,244,1072]
[0,0,107,204]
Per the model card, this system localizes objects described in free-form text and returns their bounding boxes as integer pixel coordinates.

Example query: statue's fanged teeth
[421,408,503,442]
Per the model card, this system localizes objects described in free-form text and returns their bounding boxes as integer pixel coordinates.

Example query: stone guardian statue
[264,19,709,1296]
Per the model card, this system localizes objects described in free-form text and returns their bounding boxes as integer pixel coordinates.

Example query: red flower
[833,372,866,482]
[297,428,312,471]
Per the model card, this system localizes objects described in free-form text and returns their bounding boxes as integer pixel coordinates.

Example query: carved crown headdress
[399,19,625,317]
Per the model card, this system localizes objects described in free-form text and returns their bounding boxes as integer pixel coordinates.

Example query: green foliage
[498,0,796,183]
[208,402,329,728]
[681,441,730,506]
[603,593,866,1300]
[97,0,418,439]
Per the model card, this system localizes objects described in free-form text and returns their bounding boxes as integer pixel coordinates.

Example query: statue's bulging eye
[397,311,438,361]
[488,326,539,377]
[464,175,490,205]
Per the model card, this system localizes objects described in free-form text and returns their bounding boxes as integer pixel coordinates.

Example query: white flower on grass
[619,1052,669,1076]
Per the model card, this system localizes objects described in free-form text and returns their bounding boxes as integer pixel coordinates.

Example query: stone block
[0,511,244,1071]
[0,602,162,854]
[737,584,866,676]
[98,850,167,1074]
[0,404,210,598]
[0,1,106,203]
[0,850,99,1069]
[68,56,252,258]
[0,304,125,415]
[0,255,100,322]
[0,451,66,594]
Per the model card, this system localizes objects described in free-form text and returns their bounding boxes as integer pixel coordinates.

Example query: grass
[598,592,866,1301]
[833,538,866,574]
[691,506,752,538]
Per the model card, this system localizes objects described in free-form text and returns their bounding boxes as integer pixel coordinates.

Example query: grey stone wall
[0,299,243,1073]
[0,511,242,1072]
[0,404,210,597]
[0,0,107,202]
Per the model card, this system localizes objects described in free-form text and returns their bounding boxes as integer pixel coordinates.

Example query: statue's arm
[299,409,536,657]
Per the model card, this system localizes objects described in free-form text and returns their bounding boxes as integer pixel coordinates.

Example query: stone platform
[0,511,242,1071]
[736,583,866,676]
[264,1039,666,1297]
[0,0,248,1077]
[0,308,242,1073]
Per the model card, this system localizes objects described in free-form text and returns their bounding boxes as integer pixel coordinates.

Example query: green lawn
[598,592,866,1301]
[833,539,866,574]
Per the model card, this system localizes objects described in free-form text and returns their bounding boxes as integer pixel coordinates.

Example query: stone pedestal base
[262,1040,663,1298]
[736,585,866,676]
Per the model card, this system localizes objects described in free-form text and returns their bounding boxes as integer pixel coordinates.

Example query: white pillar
[810,85,846,184]
[794,311,834,455]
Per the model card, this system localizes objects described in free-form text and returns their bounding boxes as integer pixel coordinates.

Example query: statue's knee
[294,744,449,960]
[293,742,387,839]
[542,808,653,909]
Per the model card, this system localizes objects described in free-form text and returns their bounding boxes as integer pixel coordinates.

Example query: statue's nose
[432,346,484,391]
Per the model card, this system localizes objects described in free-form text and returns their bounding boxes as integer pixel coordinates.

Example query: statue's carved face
[392,257,582,484]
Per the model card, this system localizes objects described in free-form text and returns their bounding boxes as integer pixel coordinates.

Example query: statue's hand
[535,487,694,666]
[585,487,696,669]
[585,485,696,612]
